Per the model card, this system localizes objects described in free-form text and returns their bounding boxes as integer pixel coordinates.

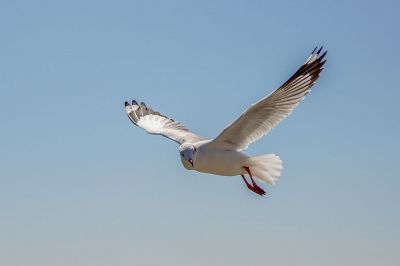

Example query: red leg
[241,175,253,190]
[243,166,258,187]
[243,166,266,196]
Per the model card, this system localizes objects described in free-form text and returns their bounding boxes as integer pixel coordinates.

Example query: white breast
[193,144,248,176]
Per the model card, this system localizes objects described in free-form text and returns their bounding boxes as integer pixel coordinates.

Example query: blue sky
[1,0,399,265]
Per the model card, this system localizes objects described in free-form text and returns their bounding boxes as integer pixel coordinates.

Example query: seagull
[124,47,326,196]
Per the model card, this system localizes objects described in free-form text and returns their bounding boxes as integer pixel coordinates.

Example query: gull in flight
[124,47,327,196]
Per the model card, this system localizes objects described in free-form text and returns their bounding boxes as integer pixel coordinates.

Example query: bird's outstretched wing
[209,47,327,151]
[124,100,206,145]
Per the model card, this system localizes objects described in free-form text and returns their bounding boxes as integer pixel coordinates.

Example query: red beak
[188,159,194,167]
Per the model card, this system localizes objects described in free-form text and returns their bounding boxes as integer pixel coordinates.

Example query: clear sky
[1,0,399,265]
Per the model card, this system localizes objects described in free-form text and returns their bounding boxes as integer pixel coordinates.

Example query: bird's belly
[193,150,248,176]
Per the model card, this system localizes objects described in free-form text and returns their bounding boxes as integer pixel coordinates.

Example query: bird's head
[179,144,197,170]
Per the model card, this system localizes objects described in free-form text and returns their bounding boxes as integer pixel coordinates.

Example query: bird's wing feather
[125,100,206,145]
[209,47,327,150]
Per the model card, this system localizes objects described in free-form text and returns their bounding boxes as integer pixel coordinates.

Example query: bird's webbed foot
[241,174,266,196]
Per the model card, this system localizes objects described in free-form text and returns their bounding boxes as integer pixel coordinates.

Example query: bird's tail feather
[245,154,283,185]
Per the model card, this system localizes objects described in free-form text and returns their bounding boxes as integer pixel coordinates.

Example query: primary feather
[125,100,205,144]
[209,47,326,150]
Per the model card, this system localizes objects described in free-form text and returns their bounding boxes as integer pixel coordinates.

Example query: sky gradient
[1,0,399,265]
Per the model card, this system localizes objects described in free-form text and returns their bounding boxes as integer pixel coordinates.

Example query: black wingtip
[319,50,327,60]
[312,46,317,53]
[124,101,130,107]
[317,46,323,55]
[132,100,138,105]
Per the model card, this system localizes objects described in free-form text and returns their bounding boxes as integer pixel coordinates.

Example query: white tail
[246,154,283,185]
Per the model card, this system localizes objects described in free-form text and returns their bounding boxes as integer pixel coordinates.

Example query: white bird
[124,47,327,196]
